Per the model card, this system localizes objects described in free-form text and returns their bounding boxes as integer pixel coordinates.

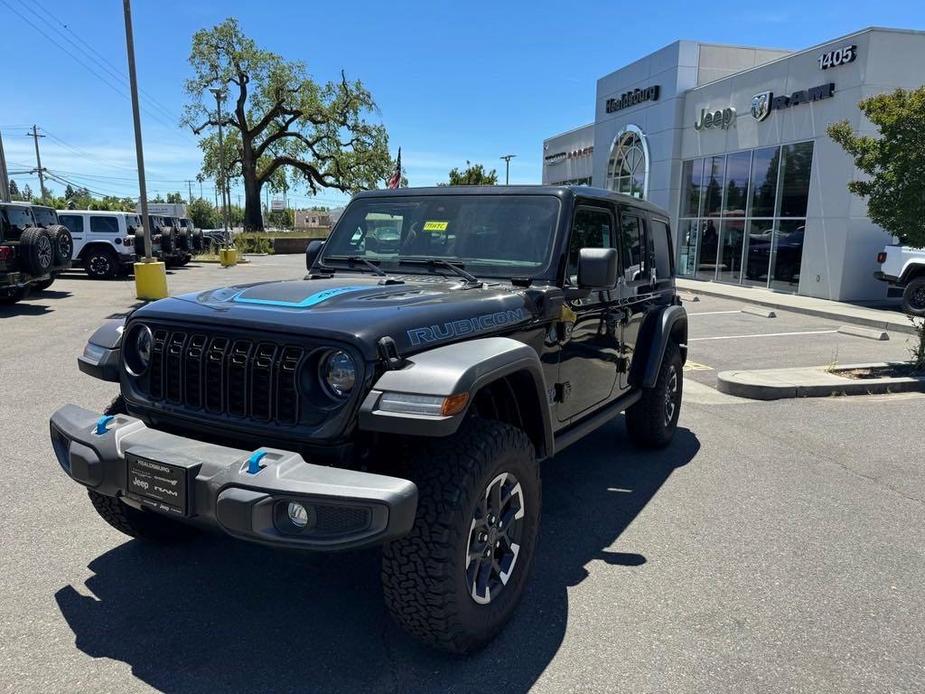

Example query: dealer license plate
[126,453,189,516]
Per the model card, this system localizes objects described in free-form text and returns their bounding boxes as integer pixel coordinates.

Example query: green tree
[828,87,925,247]
[188,198,219,229]
[8,179,19,199]
[166,191,185,204]
[64,183,76,199]
[182,18,392,231]
[445,161,498,186]
[22,184,33,201]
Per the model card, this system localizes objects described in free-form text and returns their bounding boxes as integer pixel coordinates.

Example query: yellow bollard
[134,261,168,300]
[220,248,237,267]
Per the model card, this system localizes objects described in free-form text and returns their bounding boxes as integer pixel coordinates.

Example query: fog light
[287,502,309,528]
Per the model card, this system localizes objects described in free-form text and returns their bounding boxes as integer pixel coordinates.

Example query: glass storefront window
[770,220,806,290]
[778,142,814,218]
[723,151,751,216]
[702,156,725,217]
[749,147,780,218]
[717,219,746,283]
[678,141,813,293]
[680,158,704,217]
[606,126,649,198]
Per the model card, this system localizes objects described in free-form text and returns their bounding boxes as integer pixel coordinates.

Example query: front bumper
[50,404,418,550]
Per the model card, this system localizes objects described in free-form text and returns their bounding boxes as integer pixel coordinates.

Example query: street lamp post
[210,87,230,239]
[500,154,516,185]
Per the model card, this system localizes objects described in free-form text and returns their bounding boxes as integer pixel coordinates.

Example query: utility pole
[500,154,516,185]
[27,125,47,200]
[123,0,166,298]
[186,179,194,203]
[0,130,10,202]
[209,87,230,237]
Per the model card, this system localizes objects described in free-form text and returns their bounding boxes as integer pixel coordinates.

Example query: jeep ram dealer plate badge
[126,453,189,516]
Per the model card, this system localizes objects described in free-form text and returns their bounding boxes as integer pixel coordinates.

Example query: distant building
[294,209,332,230]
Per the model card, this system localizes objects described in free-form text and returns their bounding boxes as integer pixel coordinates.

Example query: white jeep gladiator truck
[875,245,925,316]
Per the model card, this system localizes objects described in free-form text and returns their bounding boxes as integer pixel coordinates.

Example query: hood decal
[407,308,528,346]
[232,285,370,309]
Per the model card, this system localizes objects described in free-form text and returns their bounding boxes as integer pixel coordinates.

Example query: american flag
[387,148,402,189]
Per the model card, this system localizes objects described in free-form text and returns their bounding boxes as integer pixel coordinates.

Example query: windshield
[321,195,560,278]
[31,207,58,226]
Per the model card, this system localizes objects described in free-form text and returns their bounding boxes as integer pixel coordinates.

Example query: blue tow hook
[94,415,115,436]
[246,450,268,475]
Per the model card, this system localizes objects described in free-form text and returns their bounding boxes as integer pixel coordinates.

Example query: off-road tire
[32,277,55,291]
[84,247,118,280]
[47,225,73,265]
[902,277,925,317]
[381,418,541,654]
[20,227,54,275]
[86,395,197,542]
[625,341,683,449]
[159,229,174,254]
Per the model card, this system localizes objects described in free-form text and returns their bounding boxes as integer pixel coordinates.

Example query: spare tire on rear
[46,224,73,266]
[175,229,190,252]
[19,227,54,275]
[190,229,204,253]
[160,228,174,253]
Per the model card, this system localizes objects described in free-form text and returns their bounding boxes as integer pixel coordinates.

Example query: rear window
[650,219,673,279]
[3,206,34,230]
[90,216,120,234]
[31,207,58,226]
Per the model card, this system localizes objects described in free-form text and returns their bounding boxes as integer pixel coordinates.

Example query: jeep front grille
[142,328,306,425]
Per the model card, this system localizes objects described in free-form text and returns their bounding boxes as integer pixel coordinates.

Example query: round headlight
[124,324,153,376]
[322,350,357,398]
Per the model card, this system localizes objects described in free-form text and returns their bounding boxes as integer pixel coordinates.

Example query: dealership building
[542,27,925,300]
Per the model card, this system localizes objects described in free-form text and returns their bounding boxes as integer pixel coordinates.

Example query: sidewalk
[677,279,916,335]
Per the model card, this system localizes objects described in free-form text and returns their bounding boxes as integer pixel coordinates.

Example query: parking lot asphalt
[1,257,923,693]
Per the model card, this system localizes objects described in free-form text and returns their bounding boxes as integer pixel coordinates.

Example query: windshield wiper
[399,257,481,285]
[325,255,387,277]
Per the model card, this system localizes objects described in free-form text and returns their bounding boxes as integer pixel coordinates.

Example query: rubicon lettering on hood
[407,309,527,346]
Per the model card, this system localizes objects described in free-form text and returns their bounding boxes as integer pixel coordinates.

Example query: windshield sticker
[407,308,527,346]
[233,285,369,309]
[422,220,449,232]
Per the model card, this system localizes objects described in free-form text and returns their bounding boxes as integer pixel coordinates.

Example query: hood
[132,275,542,359]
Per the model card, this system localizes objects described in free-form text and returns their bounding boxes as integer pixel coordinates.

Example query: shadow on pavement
[55,419,699,693]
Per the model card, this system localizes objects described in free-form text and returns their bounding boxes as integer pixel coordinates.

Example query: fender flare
[77,318,125,382]
[899,260,925,285]
[358,336,553,457]
[631,305,688,389]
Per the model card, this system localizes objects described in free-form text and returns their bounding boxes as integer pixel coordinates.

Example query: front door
[556,204,621,422]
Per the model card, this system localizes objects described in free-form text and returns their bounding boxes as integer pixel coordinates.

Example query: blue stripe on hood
[232,285,369,308]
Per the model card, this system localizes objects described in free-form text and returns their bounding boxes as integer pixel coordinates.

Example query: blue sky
[2,0,924,209]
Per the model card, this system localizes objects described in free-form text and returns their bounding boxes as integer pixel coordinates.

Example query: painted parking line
[687,310,743,316]
[689,329,839,342]
[684,360,713,371]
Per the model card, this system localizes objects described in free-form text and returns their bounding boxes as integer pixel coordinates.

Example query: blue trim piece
[233,285,369,309]
[246,450,268,475]
[94,415,115,436]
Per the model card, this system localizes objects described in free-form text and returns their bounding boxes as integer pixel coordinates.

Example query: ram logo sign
[751,92,772,122]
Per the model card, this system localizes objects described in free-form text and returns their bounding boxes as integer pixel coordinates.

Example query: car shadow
[55,419,699,693]
[0,301,55,317]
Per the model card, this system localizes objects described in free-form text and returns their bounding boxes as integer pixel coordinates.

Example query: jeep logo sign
[694,107,736,131]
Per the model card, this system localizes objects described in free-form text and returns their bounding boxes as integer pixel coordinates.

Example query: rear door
[617,208,653,390]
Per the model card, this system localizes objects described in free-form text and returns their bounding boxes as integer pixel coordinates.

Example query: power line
[0,0,189,136]
[27,0,185,128]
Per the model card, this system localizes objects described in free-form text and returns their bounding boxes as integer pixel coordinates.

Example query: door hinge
[554,382,572,403]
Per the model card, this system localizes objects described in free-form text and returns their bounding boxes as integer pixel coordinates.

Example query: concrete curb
[678,281,916,335]
[717,362,925,400]
[837,325,890,341]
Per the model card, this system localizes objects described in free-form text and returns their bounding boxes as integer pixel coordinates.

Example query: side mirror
[577,247,619,290]
[305,239,325,271]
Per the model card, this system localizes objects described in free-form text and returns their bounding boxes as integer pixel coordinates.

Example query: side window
[650,219,673,279]
[620,213,647,282]
[59,215,84,234]
[567,206,614,281]
[90,216,119,234]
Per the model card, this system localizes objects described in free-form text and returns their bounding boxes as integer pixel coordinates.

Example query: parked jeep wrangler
[148,215,191,268]
[57,210,138,279]
[875,244,925,316]
[1,202,73,303]
[50,186,687,652]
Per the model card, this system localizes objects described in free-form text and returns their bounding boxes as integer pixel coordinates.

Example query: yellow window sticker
[423,220,449,232]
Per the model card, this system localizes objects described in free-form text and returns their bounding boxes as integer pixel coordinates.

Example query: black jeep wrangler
[50,186,687,652]
[1,202,73,304]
